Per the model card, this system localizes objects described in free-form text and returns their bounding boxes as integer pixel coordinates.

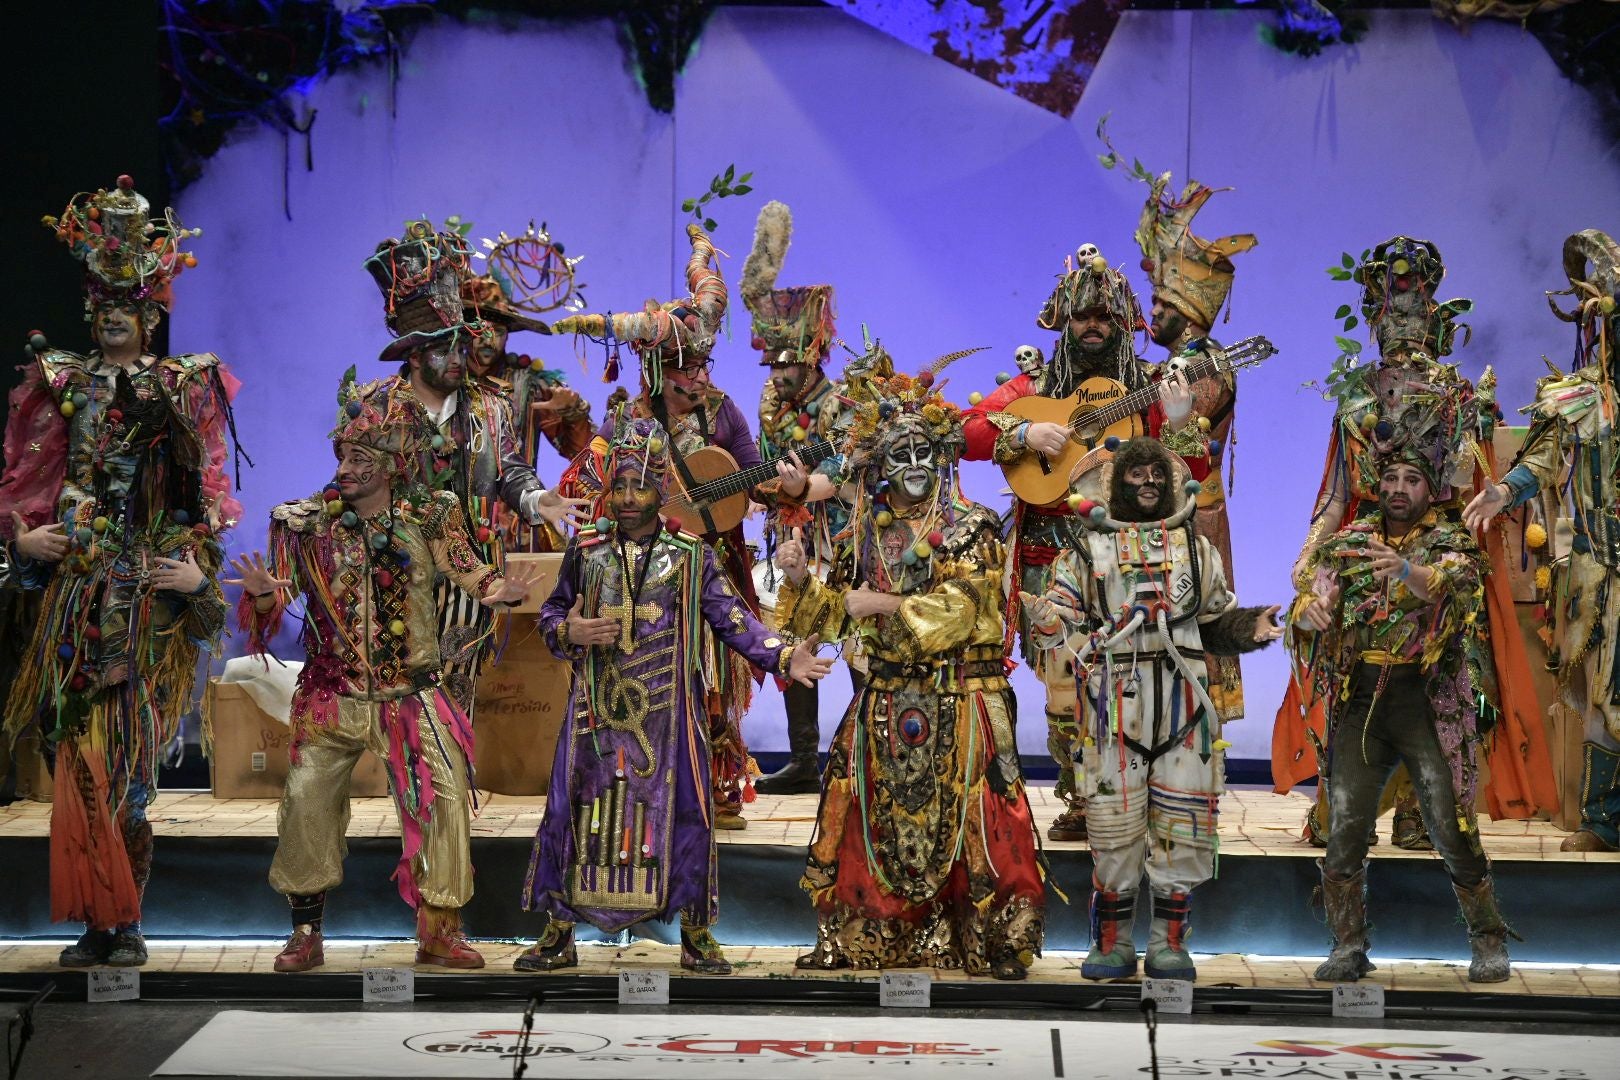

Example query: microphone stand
[507,992,541,1079]
[1139,997,1159,1080]
[6,982,54,1080]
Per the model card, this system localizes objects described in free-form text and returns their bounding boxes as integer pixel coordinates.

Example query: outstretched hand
[224,550,293,598]
[787,633,835,687]
[1251,604,1284,643]
[1463,482,1508,531]
[536,489,591,532]
[482,560,545,607]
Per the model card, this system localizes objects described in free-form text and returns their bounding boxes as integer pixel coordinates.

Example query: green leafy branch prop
[1300,248,1372,403]
[1094,113,1156,183]
[682,164,753,232]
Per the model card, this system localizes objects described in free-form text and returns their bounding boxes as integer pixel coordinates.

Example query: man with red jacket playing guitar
[963,246,1205,841]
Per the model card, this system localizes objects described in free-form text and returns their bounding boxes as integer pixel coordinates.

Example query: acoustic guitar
[1001,336,1277,506]
[661,437,836,536]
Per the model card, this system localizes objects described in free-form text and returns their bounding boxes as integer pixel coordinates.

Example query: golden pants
[268,693,474,908]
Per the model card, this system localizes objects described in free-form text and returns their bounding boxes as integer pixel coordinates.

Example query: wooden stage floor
[0,939,1612,1000]
[0,786,1612,865]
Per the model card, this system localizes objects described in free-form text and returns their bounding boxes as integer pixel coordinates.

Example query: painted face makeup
[415,340,466,393]
[661,363,710,414]
[334,443,388,502]
[609,475,662,535]
[93,302,142,351]
[1120,462,1170,517]
[883,431,936,502]
[471,323,510,377]
[769,354,811,401]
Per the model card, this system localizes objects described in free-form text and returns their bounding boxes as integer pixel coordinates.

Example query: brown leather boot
[1314,860,1375,981]
[415,904,485,969]
[1452,875,1517,983]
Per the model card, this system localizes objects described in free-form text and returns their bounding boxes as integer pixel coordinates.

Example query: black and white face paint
[883,431,936,501]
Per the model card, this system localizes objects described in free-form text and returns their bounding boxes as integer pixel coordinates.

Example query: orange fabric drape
[1476,468,1560,819]
[50,743,141,930]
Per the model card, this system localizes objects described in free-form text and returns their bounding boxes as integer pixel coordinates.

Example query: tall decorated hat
[1134,172,1256,330]
[365,219,484,363]
[550,224,728,393]
[1354,236,1471,359]
[604,413,673,498]
[1546,228,1620,358]
[44,174,200,325]
[740,201,835,368]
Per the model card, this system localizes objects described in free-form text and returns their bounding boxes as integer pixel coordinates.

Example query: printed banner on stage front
[155,1010,1620,1078]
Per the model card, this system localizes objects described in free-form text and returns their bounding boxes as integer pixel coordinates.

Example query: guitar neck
[1086,355,1227,428]
[687,439,835,502]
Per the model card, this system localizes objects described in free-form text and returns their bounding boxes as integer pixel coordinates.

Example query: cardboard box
[502,552,564,616]
[472,617,570,796]
[205,679,389,799]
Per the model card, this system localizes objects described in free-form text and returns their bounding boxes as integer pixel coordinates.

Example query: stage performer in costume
[1467,229,1620,852]
[743,200,846,795]
[515,416,831,974]
[0,177,240,968]
[777,358,1046,981]
[461,226,595,554]
[1022,438,1281,982]
[1275,237,1556,848]
[230,374,538,973]
[551,223,812,829]
[365,221,586,712]
[1133,168,1257,724]
[963,247,1203,842]
[1297,444,1514,983]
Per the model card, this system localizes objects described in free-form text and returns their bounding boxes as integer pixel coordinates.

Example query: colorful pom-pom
[1535,566,1551,590]
[874,510,894,528]
[968,391,984,405]
[376,570,394,588]
[1525,523,1547,550]
[927,530,944,547]
[595,516,612,533]
[345,401,363,419]
[389,619,406,636]
[1183,479,1202,497]
[995,372,1012,386]
[664,516,682,535]
[59,401,75,418]
[1103,435,1120,452]
[340,511,358,527]
[92,516,108,534]
[1088,505,1106,523]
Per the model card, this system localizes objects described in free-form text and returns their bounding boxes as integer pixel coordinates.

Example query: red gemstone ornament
[927,530,944,547]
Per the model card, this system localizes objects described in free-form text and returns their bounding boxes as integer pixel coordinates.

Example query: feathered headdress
[741,201,835,367]
[552,224,728,392]
[837,347,981,480]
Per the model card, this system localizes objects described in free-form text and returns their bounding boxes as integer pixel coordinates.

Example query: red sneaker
[274,928,325,973]
[415,905,485,969]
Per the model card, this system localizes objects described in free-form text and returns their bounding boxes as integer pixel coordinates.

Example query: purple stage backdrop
[170,7,1620,763]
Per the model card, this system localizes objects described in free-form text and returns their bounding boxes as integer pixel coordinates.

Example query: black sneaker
[58,928,112,968]
[105,928,149,967]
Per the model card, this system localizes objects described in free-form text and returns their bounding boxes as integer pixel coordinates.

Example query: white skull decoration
[1014,344,1045,375]
[1076,243,1100,261]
